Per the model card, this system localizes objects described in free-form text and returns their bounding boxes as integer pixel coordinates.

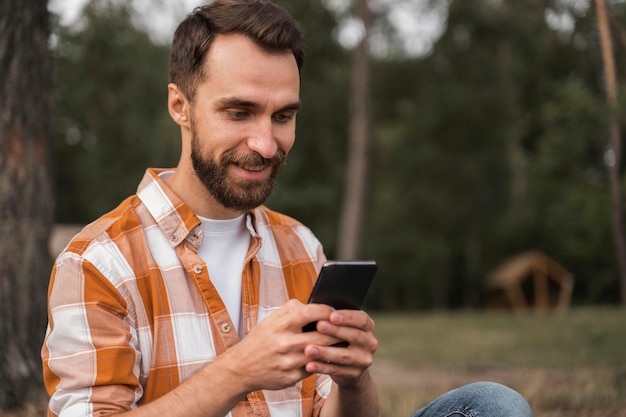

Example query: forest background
[2,0,626,413]
[50,0,626,310]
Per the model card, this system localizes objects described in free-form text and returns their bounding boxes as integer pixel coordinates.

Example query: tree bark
[595,0,626,305]
[0,0,53,409]
[337,0,371,260]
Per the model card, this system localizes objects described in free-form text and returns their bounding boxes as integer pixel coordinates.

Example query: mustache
[222,149,287,170]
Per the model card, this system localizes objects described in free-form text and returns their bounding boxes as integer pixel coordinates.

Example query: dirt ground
[370,359,626,417]
[3,360,624,417]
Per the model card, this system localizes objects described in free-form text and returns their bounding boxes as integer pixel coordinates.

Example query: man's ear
[168,83,191,128]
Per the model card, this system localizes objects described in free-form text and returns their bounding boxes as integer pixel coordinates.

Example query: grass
[370,306,626,417]
[3,306,625,416]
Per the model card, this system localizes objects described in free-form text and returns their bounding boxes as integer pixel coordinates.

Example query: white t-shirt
[197,213,250,337]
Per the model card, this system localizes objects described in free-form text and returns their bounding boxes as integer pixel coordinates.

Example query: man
[42,1,533,417]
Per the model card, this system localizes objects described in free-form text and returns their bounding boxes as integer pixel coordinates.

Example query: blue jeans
[410,382,533,417]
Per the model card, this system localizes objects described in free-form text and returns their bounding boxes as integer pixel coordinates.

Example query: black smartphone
[302,260,377,332]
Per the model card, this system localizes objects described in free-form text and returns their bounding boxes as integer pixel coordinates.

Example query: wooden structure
[484,251,574,313]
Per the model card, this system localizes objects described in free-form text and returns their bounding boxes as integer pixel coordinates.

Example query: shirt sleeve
[42,250,143,417]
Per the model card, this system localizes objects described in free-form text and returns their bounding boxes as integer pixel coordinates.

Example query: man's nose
[247,119,278,159]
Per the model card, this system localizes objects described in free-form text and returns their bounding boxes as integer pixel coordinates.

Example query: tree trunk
[497,39,527,203]
[0,0,53,409]
[595,0,626,305]
[337,0,371,260]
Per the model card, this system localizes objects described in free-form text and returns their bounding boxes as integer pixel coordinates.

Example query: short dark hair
[169,0,304,102]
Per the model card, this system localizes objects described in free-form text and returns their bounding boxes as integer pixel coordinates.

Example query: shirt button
[221,323,231,333]
[193,265,203,274]
[170,234,177,242]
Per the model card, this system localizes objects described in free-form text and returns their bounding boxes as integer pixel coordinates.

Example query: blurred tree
[267,0,350,255]
[52,0,179,224]
[0,0,53,410]
[595,0,626,305]
[509,0,626,305]
[364,0,625,309]
[338,0,373,260]
[521,80,614,303]
[366,0,529,309]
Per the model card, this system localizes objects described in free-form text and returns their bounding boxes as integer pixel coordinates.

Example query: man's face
[190,121,286,211]
[187,34,301,212]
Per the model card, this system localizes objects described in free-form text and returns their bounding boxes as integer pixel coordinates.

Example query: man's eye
[227,110,248,119]
[274,113,295,123]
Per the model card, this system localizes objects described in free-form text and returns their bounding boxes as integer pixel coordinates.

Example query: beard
[190,122,286,212]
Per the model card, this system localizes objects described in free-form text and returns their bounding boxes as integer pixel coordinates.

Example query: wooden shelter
[484,251,574,313]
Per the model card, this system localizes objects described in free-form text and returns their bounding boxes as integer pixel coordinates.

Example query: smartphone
[302,260,377,332]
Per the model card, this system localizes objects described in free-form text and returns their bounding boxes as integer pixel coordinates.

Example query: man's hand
[302,309,378,386]
[114,301,378,417]
[215,299,340,393]
[114,300,353,417]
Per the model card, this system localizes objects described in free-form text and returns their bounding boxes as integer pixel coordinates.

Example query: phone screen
[302,260,377,332]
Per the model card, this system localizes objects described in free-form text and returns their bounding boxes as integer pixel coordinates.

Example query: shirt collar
[137,168,260,247]
[136,168,200,248]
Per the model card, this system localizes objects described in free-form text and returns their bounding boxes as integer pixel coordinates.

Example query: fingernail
[330,313,343,324]
[318,321,330,331]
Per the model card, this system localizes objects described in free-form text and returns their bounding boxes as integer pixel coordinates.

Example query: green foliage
[519,80,617,303]
[363,0,626,309]
[52,0,179,223]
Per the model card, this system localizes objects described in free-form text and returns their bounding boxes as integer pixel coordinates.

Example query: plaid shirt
[42,168,331,417]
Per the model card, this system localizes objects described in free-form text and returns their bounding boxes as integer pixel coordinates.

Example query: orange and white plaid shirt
[42,168,331,417]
